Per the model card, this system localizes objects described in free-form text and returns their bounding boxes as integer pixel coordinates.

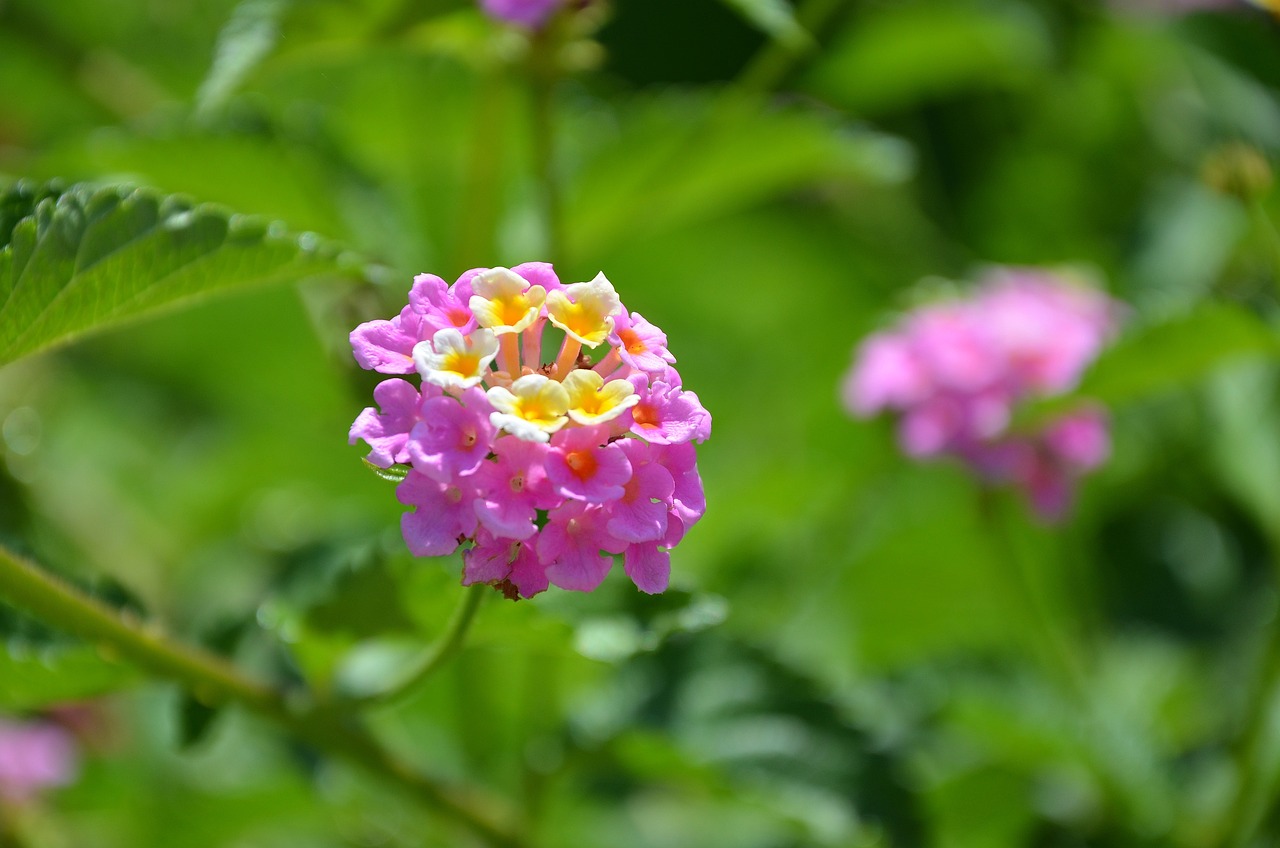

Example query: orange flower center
[632,403,661,429]
[565,449,598,480]
[618,328,647,355]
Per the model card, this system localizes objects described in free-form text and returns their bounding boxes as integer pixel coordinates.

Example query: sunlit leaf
[716,0,809,47]
[197,0,290,116]
[0,181,359,368]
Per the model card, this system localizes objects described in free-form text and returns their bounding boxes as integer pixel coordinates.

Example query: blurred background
[1,0,1280,845]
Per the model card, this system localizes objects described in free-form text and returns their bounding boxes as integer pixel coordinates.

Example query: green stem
[358,584,487,707]
[978,492,1089,696]
[0,545,281,713]
[1222,548,1280,847]
[0,546,524,848]
[1250,200,1280,297]
[529,32,564,266]
[1223,626,1280,847]
[736,0,851,95]
[454,66,509,270]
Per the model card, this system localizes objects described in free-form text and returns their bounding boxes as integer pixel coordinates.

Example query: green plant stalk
[454,66,509,270]
[978,492,1090,695]
[528,29,564,266]
[1226,209,1280,848]
[737,0,851,95]
[1222,547,1280,848]
[358,584,487,707]
[0,546,525,848]
[1251,200,1280,298]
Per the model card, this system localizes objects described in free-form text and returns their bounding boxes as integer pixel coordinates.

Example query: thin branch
[530,62,564,267]
[736,0,851,95]
[357,584,488,707]
[0,545,524,848]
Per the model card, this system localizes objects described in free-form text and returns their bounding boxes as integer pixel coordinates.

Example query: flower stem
[978,492,1089,695]
[736,0,851,95]
[357,584,488,708]
[529,32,564,265]
[1250,200,1280,299]
[454,66,509,270]
[0,546,524,848]
[1222,547,1280,847]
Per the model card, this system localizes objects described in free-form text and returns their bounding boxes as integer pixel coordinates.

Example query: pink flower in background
[843,268,1122,521]
[480,0,565,28]
[351,263,709,597]
[0,717,77,803]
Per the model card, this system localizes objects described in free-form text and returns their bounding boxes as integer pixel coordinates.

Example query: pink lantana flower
[843,267,1122,521]
[607,311,677,374]
[605,439,675,544]
[349,305,427,374]
[406,388,496,482]
[463,532,548,600]
[547,425,632,503]
[398,472,479,557]
[0,717,77,803]
[349,379,434,468]
[627,376,712,445]
[538,501,627,592]
[623,514,685,595]
[409,273,477,339]
[480,0,565,28]
[350,263,710,597]
[470,437,555,540]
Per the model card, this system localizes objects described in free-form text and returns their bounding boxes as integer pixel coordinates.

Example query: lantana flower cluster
[480,0,565,27]
[843,268,1122,521]
[0,715,77,803]
[350,263,710,598]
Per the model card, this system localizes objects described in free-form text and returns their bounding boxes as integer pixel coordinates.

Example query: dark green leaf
[177,691,224,749]
[0,181,358,368]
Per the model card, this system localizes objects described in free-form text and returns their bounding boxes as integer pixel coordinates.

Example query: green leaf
[197,0,290,117]
[805,4,1052,113]
[1077,304,1280,407]
[566,94,913,263]
[0,644,138,710]
[1019,305,1280,425]
[333,638,425,700]
[716,0,809,47]
[0,181,357,368]
[177,692,224,749]
[363,458,410,483]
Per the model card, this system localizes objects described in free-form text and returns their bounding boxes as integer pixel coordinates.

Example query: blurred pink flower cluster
[843,268,1123,520]
[480,0,565,27]
[0,716,77,804]
[350,263,710,597]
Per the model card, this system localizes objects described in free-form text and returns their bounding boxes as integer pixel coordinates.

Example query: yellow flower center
[516,395,563,428]
[442,350,481,378]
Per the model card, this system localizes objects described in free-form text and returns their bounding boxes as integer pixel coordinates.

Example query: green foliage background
[1,0,1279,845]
